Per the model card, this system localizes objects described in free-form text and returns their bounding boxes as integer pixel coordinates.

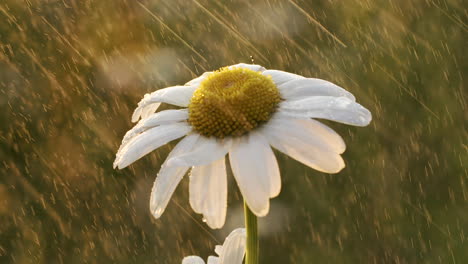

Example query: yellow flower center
[188,67,281,138]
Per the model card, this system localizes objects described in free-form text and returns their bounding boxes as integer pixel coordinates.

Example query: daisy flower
[113,63,371,229]
[182,228,246,264]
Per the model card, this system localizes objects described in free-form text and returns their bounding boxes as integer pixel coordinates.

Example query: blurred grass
[0,0,466,263]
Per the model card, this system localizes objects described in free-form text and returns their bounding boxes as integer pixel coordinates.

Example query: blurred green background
[0,0,466,263]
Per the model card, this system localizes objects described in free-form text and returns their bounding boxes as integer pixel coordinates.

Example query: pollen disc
[188,67,281,138]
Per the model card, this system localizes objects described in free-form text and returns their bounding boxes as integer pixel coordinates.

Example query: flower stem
[244,201,259,264]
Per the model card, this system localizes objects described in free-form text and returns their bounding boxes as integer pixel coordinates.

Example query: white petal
[137,109,188,130]
[262,120,345,173]
[131,85,197,122]
[167,137,231,167]
[186,71,213,86]
[279,96,372,126]
[278,78,356,101]
[266,147,281,198]
[268,115,346,154]
[132,102,161,124]
[262,69,305,86]
[140,103,161,121]
[150,134,200,218]
[229,133,274,216]
[189,158,227,229]
[117,109,189,153]
[218,228,246,264]
[214,246,223,256]
[207,257,219,264]
[114,122,191,169]
[228,63,265,72]
[182,256,205,264]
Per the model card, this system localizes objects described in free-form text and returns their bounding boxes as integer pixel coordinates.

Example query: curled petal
[132,85,197,122]
[118,109,189,153]
[113,122,191,169]
[181,228,246,264]
[218,228,246,264]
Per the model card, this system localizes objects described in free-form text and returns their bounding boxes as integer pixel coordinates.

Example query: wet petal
[118,109,189,152]
[186,71,213,86]
[262,69,305,86]
[278,78,356,101]
[229,132,274,216]
[114,122,191,169]
[182,256,205,264]
[262,119,345,173]
[268,114,346,154]
[207,257,219,264]
[228,63,266,72]
[279,96,372,126]
[190,158,227,229]
[214,246,223,256]
[167,137,231,167]
[150,134,199,218]
[132,85,197,122]
[218,228,246,264]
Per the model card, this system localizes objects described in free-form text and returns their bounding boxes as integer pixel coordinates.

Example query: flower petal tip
[326,160,346,174]
[250,202,270,217]
[115,160,130,170]
[182,256,205,264]
[150,207,164,219]
[131,107,142,123]
[363,109,372,126]
[204,214,226,229]
[206,222,223,230]
[354,105,372,127]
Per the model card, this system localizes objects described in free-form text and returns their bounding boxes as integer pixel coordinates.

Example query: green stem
[244,201,259,264]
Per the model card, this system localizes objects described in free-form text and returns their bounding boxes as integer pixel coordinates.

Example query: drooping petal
[229,132,274,216]
[182,256,205,264]
[118,109,189,153]
[278,78,356,101]
[114,122,191,169]
[190,158,227,229]
[167,137,231,167]
[268,114,346,154]
[150,134,200,218]
[218,228,246,264]
[228,63,265,72]
[262,119,345,173]
[131,85,197,122]
[279,96,372,126]
[186,71,213,86]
